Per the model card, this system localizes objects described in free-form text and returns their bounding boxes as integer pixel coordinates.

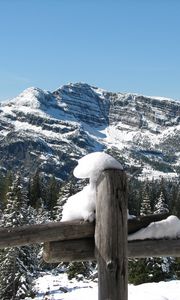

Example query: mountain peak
[0,83,179,181]
[8,87,52,109]
[54,82,96,94]
[52,82,110,126]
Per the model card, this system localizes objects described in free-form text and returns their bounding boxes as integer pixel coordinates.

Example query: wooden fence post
[95,169,128,300]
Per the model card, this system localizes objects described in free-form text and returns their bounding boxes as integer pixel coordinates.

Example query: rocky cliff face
[0,83,179,181]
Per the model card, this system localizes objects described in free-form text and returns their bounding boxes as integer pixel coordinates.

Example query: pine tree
[0,174,37,299]
[148,178,159,209]
[66,262,94,281]
[169,182,178,214]
[45,176,59,219]
[28,170,42,209]
[140,182,152,216]
[172,185,180,217]
[0,172,5,210]
[128,180,176,285]
[129,185,152,285]
[128,256,176,285]
[128,178,142,215]
[0,171,13,210]
[34,199,51,224]
[154,191,169,214]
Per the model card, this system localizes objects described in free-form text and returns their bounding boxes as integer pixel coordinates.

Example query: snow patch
[128,215,180,240]
[61,152,123,222]
[139,166,178,181]
[61,184,96,222]
[30,272,180,300]
[73,151,123,181]
[9,87,48,109]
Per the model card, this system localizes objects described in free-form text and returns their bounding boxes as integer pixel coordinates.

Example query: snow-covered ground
[27,272,180,300]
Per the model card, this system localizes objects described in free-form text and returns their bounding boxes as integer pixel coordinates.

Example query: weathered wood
[128,239,180,257]
[0,212,170,249]
[0,221,94,249]
[43,238,95,263]
[43,238,180,263]
[95,169,128,300]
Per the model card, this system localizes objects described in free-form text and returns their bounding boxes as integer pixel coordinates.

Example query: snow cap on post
[73,152,123,182]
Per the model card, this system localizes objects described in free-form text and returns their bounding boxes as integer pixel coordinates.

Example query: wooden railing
[0,169,179,300]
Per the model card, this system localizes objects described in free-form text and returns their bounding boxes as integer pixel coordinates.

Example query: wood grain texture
[43,238,95,263]
[128,239,180,257]
[43,238,180,263]
[0,213,170,249]
[0,221,94,249]
[95,169,128,300]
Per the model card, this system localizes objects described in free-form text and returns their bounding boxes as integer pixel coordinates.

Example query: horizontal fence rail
[43,238,180,262]
[0,221,94,249]
[0,213,169,249]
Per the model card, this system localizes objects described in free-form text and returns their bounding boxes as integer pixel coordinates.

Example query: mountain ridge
[0,83,179,181]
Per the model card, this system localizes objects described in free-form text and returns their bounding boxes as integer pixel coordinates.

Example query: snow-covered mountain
[0,83,179,180]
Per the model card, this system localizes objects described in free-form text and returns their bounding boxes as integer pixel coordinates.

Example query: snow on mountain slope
[0,83,179,180]
[8,87,50,109]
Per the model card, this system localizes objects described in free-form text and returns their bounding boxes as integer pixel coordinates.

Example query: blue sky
[0,0,180,101]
